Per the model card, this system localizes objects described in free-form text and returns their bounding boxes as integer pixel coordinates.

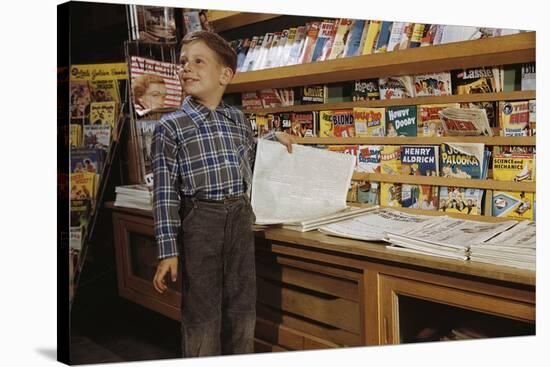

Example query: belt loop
[191,196,198,209]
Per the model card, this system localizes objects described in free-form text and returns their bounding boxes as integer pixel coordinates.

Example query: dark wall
[68,1,129,64]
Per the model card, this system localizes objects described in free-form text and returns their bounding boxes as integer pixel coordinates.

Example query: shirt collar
[181,96,231,127]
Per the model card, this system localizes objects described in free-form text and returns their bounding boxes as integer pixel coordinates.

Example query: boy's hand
[274,131,298,153]
[153,256,178,293]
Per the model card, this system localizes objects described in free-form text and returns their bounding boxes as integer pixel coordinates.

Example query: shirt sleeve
[152,121,181,260]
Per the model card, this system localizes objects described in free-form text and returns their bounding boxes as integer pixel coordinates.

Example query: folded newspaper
[439,107,493,136]
[283,205,380,232]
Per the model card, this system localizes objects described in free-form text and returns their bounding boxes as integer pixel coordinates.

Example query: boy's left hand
[274,131,298,153]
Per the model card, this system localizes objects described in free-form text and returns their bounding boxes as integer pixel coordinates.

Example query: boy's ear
[219,66,234,86]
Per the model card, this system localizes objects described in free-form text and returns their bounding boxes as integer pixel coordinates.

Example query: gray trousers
[179,196,256,358]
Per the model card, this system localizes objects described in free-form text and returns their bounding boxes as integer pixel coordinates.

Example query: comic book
[319,110,334,137]
[380,182,402,207]
[493,151,535,182]
[440,142,485,179]
[70,124,82,148]
[401,184,438,211]
[380,145,401,175]
[499,101,530,136]
[521,63,536,91]
[89,101,117,128]
[70,80,92,120]
[71,148,104,174]
[129,56,183,115]
[298,22,321,64]
[328,145,358,157]
[379,75,415,99]
[300,85,326,104]
[90,79,120,104]
[374,21,393,53]
[417,103,460,137]
[357,181,380,205]
[332,110,355,137]
[386,106,417,137]
[492,191,534,220]
[400,145,439,176]
[70,172,97,201]
[279,113,293,134]
[460,101,497,128]
[439,107,493,136]
[353,107,385,137]
[361,20,381,55]
[408,23,427,48]
[356,145,382,173]
[439,187,484,215]
[351,79,380,101]
[414,72,452,96]
[328,19,353,60]
[83,125,111,150]
[256,115,271,138]
[451,67,499,94]
[343,19,366,57]
[241,92,263,109]
[246,113,258,137]
[291,112,316,137]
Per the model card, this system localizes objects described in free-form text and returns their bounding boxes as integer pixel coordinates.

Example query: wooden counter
[106,202,536,351]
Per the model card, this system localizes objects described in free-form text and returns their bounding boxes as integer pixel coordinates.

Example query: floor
[69,270,182,364]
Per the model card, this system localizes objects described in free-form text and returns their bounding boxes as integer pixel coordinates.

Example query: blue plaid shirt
[152,96,275,259]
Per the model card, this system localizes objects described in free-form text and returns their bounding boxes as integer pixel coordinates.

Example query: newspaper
[251,140,356,224]
[318,208,434,242]
[283,205,379,232]
[386,216,518,250]
[480,220,535,248]
[439,107,493,136]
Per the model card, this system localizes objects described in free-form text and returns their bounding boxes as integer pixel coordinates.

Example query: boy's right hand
[153,256,178,293]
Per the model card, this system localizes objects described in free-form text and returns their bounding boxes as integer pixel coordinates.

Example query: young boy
[151,31,295,358]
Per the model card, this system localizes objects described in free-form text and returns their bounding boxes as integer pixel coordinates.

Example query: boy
[151,31,295,358]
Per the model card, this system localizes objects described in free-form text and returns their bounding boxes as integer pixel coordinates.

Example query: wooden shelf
[227,32,535,93]
[297,135,536,146]
[208,10,282,32]
[351,172,536,192]
[243,91,536,114]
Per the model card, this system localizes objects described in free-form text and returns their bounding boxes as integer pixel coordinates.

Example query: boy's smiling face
[179,40,233,108]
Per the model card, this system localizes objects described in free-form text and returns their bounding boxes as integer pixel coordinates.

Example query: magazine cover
[83,125,111,150]
[89,101,117,127]
[400,145,439,176]
[71,148,104,174]
[291,112,316,137]
[357,181,380,205]
[353,107,385,137]
[135,6,176,42]
[451,67,499,94]
[332,110,355,137]
[70,80,92,120]
[493,151,535,182]
[413,72,452,96]
[417,103,460,137]
[386,106,417,136]
[90,79,121,104]
[130,56,183,116]
[380,145,401,175]
[499,101,530,136]
[356,145,382,173]
[70,172,97,201]
[136,119,160,186]
[300,85,325,104]
[439,187,484,215]
[440,142,485,179]
[380,182,402,207]
[351,79,380,101]
[492,191,534,220]
[402,184,438,211]
[378,75,415,99]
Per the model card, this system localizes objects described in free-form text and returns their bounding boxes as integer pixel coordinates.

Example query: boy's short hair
[180,31,237,74]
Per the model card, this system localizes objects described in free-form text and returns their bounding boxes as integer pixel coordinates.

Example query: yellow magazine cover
[417,103,460,137]
[499,101,530,136]
[328,145,358,158]
[90,79,121,104]
[70,172,96,201]
[492,191,534,220]
[353,107,385,137]
[380,145,401,174]
[380,182,402,207]
[439,187,483,215]
[70,124,82,147]
[90,101,117,127]
[256,115,271,138]
[319,110,334,137]
[361,20,381,55]
[493,152,535,182]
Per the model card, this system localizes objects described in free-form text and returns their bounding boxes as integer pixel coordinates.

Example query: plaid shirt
[152,96,275,259]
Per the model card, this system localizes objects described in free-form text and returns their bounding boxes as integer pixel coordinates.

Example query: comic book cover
[401,145,439,176]
[414,72,452,96]
[460,101,497,128]
[328,145,358,157]
[290,112,316,137]
[130,56,183,116]
[361,20,381,55]
[241,92,263,109]
[70,124,82,148]
[440,142,485,179]
[83,125,111,150]
[386,106,417,137]
[356,145,382,173]
[492,191,534,220]
[70,80,92,120]
[353,108,385,137]
[380,182,402,207]
[311,21,336,62]
[499,101,530,136]
[379,75,415,99]
[374,21,393,53]
[351,79,380,101]
[347,182,359,203]
[343,19,366,57]
[451,67,498,94]
[89,101,117,128]
[328,19,352,60]
[90,79,120,104]
[71,148,104,174]
[298,22,321,64]
[521,63,536,91]
[279,113,293,134]
[256,115,271,138]
[70,172,97,201]
[380,145,401,175]
[332,110,355,137]
[300,85,326,104]
[493,151,535,182]
[439,187,484,215]
[319,110,334,137]
[401,184,438,211]
[417,103,460,137]
[357,181,380,205]
[246,113,258,137]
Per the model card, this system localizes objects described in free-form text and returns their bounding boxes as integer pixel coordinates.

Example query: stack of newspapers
[469,220,536,271]
[283,205,379,232]
[114,184,153,211]
[384,216,518,261]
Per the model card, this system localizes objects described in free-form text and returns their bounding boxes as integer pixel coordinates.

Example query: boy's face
[179,41,232,101]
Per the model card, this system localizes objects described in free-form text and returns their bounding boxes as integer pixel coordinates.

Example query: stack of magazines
[385,216,517,260]
[469,220,535,270]
[114,184,153,211]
